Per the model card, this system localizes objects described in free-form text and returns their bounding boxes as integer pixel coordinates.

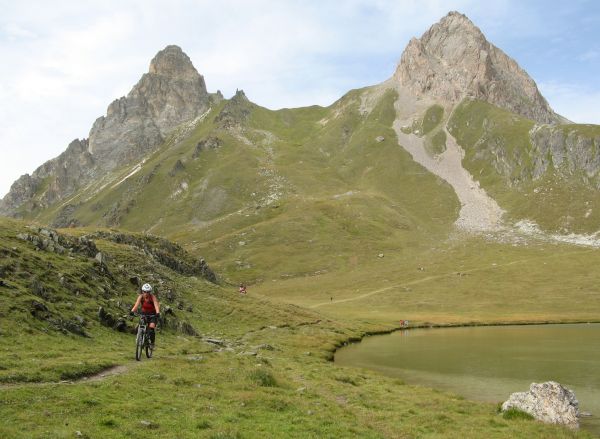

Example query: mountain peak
[148,45,199,80]
[395,12,562,124]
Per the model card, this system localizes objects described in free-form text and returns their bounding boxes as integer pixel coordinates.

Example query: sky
[1,0,599,198]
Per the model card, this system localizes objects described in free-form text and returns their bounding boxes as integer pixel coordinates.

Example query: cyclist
[130,283,161,348]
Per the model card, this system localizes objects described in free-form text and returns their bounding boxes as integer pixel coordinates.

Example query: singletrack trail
[0,364,132,389]
[310,248,596,309]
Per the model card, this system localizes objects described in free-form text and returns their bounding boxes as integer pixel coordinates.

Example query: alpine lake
[335,323,600,435]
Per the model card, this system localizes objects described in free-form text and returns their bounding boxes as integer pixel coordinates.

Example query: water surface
[335,323,600,434]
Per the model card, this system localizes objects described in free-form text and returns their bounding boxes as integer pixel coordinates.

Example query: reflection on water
[335,324,600,435]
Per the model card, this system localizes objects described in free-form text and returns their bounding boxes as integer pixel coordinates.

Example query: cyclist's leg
[148,319,156,346]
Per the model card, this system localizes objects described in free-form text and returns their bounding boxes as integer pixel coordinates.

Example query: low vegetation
[448,98,600,233]
[1,217,597,438]
[3,90,600,437]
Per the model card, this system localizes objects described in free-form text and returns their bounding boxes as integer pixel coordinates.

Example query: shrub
[249,369,277,387]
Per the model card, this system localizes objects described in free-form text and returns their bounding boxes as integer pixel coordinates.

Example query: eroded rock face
[0,139,94,215]
[395,11,563,124]
[1,45,212,216]
[530,125,600,183]
[502,381,579,429]
[88,45,210,170]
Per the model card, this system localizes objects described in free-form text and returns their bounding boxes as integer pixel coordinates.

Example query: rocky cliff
[395,11,565,124]
[0,45,213,216]
[89,45,211,170]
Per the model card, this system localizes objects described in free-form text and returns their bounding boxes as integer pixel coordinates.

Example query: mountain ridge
[0,45,219,216]
[2,11,599,244]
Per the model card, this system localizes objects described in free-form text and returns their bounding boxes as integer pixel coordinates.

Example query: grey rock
[168,159,185,177]
[31,300,49,313]
[89,45,210,170]
[501,381,579,429]
[192,136,222,158]
[178,321,197,336]
[113,318,127,332]
[1,45,211,217]
[529,125,600,184]
[97,306,115,327]
[94,252,105,265]
[395,12,564,124]
[205,338,225,346]
[254,343,275,351]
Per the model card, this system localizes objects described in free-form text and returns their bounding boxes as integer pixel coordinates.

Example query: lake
[335,323,600,434]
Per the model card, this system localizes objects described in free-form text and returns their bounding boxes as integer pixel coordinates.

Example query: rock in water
[501,381,579,429]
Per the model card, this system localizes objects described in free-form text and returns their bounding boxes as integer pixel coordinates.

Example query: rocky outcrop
[83,230,217,283]
[214,89,251,129]
[0,139,93,215]
[89,45,210,170]
[395,11,564,124]
[530,125,600,184]
[1,45,213,217]
[502,381,580,429]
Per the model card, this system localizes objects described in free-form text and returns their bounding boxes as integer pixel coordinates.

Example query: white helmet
[141,283,153,292]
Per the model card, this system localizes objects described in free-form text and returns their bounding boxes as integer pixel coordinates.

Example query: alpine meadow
[1,10,600,439]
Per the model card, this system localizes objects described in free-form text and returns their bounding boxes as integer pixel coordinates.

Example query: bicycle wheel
[135,328,144,361]
[145,341,153,358]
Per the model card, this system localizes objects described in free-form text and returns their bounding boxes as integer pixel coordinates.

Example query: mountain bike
[134,313,156,361]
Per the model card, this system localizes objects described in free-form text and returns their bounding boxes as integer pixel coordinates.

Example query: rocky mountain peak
[0,45,213,217]
[148,45,199,80]
[88,45,210,168]
[395,11,563,124]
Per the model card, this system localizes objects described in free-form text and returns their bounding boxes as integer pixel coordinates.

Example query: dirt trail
[310,248,595,309]
[0,364,131,389]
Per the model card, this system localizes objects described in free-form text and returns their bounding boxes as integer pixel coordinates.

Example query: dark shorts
[141,313,157,325]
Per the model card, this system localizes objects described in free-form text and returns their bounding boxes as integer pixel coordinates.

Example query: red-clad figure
[130,283,161,348]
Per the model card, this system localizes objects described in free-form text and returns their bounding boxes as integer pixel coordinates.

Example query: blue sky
[1,0,599,197]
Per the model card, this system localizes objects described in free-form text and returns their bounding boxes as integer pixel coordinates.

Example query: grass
[421,104,444,135]
[3,89,600,437]
[448,98,600,233]
[0,217,595,438]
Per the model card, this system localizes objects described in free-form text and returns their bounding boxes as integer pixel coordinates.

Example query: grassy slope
[448,99,600,233]
[5,91,600,437]
[0,218,591,439]
[31,90,459,285]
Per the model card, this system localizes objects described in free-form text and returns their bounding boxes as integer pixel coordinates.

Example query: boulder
[501,381,579,429]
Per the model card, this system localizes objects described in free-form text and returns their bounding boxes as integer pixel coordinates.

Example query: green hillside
[29,89,459,284]
[448,99,600,233]
[0,217,594,438]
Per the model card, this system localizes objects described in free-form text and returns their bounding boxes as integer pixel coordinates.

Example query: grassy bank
[0,218,595,438]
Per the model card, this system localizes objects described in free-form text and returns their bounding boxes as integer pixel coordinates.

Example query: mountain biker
[130,283,161,348]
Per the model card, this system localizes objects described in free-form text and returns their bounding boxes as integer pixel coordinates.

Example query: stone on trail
[501,381,579,428]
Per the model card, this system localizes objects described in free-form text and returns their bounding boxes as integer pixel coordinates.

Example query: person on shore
[239,283,247,295]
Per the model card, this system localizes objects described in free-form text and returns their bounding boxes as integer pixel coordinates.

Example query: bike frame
[135,313,156,360]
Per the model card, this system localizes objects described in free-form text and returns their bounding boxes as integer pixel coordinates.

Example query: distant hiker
[130,283,161,348]
[239,283,247,295]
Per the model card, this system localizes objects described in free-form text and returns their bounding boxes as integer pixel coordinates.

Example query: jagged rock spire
[395,11,563,124]
[1,45,212,215]
[87,45,210,169]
